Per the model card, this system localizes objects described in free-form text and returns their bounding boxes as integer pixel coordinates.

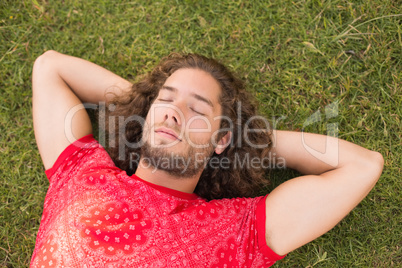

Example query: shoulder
[46,135,117,180]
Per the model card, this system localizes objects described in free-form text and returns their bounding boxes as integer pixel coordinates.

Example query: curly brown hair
[103,53,273,200]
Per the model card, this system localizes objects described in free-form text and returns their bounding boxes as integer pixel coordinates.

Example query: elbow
[38,49,59,58]
[365,151,384,185]
[32,50,60,88]
[33,50,58,68]
[372,151,384,178]
[32,50,61,98]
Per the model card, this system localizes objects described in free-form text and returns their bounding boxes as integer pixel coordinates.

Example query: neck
[134,159,201,194]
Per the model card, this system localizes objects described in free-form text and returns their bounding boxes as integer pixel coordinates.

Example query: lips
[154,127,182,141]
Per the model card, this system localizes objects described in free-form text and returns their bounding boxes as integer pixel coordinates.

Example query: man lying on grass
[30,51,383,267]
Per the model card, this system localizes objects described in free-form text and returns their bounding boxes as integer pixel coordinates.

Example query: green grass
[1,0,400,267]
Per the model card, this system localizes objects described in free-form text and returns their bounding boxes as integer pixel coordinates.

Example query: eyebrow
[161,86,215,108]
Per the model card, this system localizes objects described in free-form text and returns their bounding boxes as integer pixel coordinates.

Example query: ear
[214,131,232,155]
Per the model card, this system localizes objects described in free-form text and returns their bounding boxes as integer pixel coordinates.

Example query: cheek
[185,117,221,143]
[186,117,212,137]
[143,110,157,140]
[146,105,163,124]
[141,118,151,141]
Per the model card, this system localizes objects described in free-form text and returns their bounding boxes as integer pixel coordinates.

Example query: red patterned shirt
[31,135,285,267]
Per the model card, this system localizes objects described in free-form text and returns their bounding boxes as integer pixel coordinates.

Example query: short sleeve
[44,134,116,182]
[199,196,286,267]
[256,195,286,261]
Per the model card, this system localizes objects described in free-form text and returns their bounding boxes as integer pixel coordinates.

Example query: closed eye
[157,98,173,102]
[190,107,205,116]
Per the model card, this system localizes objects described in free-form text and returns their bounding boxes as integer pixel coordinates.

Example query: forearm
[265,130,383,255]
[37,50,132,104]
[271,130,381,175]
[32,51,132,168]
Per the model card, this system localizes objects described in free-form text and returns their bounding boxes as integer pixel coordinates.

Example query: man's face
[140,68,226,177]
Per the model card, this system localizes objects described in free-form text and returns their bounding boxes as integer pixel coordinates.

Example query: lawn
[1,0,400,267]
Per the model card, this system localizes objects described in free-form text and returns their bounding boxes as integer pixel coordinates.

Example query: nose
[163,104,183,126]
